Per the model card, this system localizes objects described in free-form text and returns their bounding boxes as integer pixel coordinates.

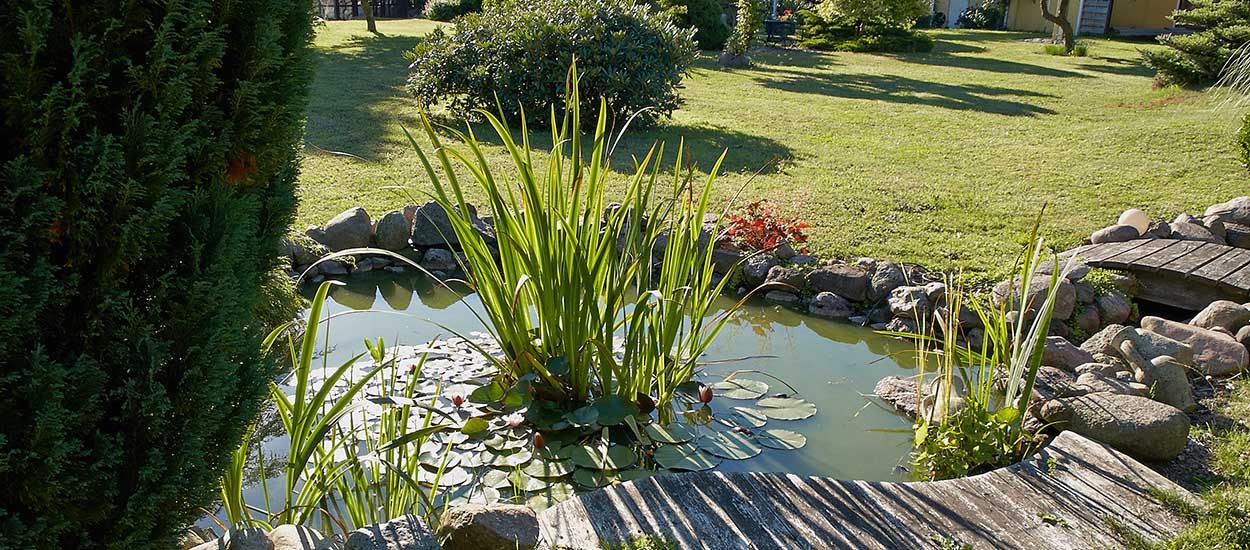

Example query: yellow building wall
[1109,0,1178,28]
[1007,0,1080,33]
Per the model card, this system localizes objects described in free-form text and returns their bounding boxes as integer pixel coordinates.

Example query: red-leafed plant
[724,200,810,253]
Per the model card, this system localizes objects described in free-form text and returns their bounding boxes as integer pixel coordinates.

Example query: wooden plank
[1220,265,1250,291]
[1078,240,1151,263]
[1099,239,1178,270]
[1163,243,1228,275]
[1135,240,1204,270]
[1191,248,1250,283]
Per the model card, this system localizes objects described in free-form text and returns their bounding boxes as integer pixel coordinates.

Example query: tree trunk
[362,0,377,33]
[1040,0,1075,53]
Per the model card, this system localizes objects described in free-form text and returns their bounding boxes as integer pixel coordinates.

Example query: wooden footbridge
[1068,239,1250,310]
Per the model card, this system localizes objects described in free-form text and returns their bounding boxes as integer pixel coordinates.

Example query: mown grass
[300,19,1245,276]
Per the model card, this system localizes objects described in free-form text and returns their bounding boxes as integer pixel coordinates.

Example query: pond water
[306,271,919,482]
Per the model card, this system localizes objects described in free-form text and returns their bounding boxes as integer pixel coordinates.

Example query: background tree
[722,0,765,66]
[1040,0,1076,54]
[1144,0,1250,87]
[363,0,378,32]
[816,0,928,33]
[0,0,315,546]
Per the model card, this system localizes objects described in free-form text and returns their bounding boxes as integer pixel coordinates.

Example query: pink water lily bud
[698,384,713,405]
[533,432,545,450]
[451,394,466,408]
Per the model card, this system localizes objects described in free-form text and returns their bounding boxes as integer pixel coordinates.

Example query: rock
[1170,221,1223,244]
[1146,220,1172,239]
[763,290,801,305]
[269,525,334,550]
[411,201,494,248]
[1204,217,1228,241]
[1190,300,1250,332]
[1033,366,1086,398]
[711,248,742,275]
[1120,341,1196,412]
[922,281,946,304]
[852,257,876,271]
[741,254,779,286]
[421,248,459,272]
[1076,372,1148,396]
[1140,316,1249,376]
[1049,321,1069,338]
[808,292,853,319]
[874,376,918,416]
[774,242,797,260]
[1095,293,1131,326]
[1043,336,1096,371]
[189,529,273,550]
[1039,393,1189,461]
[1212,326,1236,338]
[920,378,964,423]
[1073,279,1096,304]
[180,530,207,550]
[437,504,539,550]
[320,260,349,276]
[868,261,907,302]
[867,306,892,324]
[1204,196,1250,226]
[884,316,918,334]
[993,277,1077,321]
[1174,213,1201,226]
[1090,224,1140,244]
[305,225,329,247]
[322,207,373,252]
[765,265,806,291]
[1238,325,1250,353]
[1075,306,1101,336]
[1080,324,1133,356]
[789,253,819,266]
[1125,328,1194,367]
[1226,223,1250,249]
[1035,258,1090,281]
[345,515,439,550]
[374,210,412,251]
[887,286,932,320]
[1118,209,1151,234]
[1075,363,1119,377]
[806,265,869,302]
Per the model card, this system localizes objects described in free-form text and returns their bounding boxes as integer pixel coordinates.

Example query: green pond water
[304,271,919,482]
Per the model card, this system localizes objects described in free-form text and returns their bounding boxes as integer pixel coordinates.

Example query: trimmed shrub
[957,0,1007,29]
[652,0,733,50]
[1044,42,1089,56]
[1143,0,1250,87]
[797,9,934,52]
[407,0,697,125]
[0,0,314,547]
[424,0,482,21]
[815,0,929,31]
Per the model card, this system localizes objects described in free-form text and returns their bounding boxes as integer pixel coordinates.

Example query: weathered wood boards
[1074,239,1250,310]
[538,433,1193,549]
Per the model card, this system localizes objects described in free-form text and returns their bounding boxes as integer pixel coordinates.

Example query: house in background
[1004,0,1188,37]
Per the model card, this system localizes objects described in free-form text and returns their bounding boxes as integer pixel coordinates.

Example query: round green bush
[663,0,732,50]
[407,0,698,125]
[0,0,314,547]
[424,0,482,21]
[1143,0,1250,87]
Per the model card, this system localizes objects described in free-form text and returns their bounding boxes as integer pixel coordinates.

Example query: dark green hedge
[796,10,934,52]
[0,0,314,547]
[653,0,732,50]
[1143,0,1250,87]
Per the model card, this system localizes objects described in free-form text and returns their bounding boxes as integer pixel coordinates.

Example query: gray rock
[1204,217,1228,241]
[806,265,869,302]
[1190,300,1250,332]
[742,254,779,286]
[345,515,439,550]
[320,260,349,276]
[1073,279,1096,304]
[789,253,819,266]
[189,528,272,550]
[323,207,373,252]
[1238,325,1250,353]
[1141,316,1249,376]
[711,248,742,275]
[1204,196,1250,226]
[1146,220,1172,239]
[1035,258,1090,281]
[1120,341,1196,412]
[1039,393,1189,462]
[411,201,493,248]
[1091,224,1140,244]
[305,225,329,247]
[180,530,207,550]
[1080,324,1133,356]
[1125,328,1194,367]
[1170,221,1224,244]
[1096,293,1131,326]
[808,292,853,319]
[1043,336,1096,371]
[421,248,459,272]
[763,290,801,306]
[1174,213,1201,226]
[993,277,1077,321]
[765,265,806,291]
[1226,223,1250,249]
[1075,306,1101,336]
[437,504,539,550]
[922,281,946,304]
[374,210,412,251]
[1075,362,1119,377]
[887,286,932,320]
[868,261,907,302]
[269,525,334,550]
[867,306,892,324]
[874,376,918,416]
[1034,366,1086,398]
[884,316,918,335]
[1049,321,1070,338]
[774,242,797,260]
[1075,372,1147,396]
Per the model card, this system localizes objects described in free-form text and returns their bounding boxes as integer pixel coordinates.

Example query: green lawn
[301,19,1245,276]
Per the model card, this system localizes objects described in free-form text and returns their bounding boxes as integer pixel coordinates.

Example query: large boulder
[1170,221,1223,244]
[1075,372,1147,396]
[1095,292,1132,326]
[711,248,742,275]
[868,261,907,302]
[1120,340,1196,412]
[1080,324,1133,357]
[344,515,440,550]
[1075,306,1102,336]
[1140,316,1249,376]
[887,285,932,320]
[189,529,273,550]
[1090,224,1140,244]
[421,248,459,273]
[741,254,779,287]
[373,210,412,251]
[874,376,918,416]
[269,525,334,550]
[410,201,494,248]
[1043,336,1096,371]
[436,504,539,550]
[993,277,1077,321]
[763,290,801,306]
[765,265,806,291]
[1190,300,1250,332]
[1225,223,1250,249]
[806,265,869,302]
[1204,196,1250,226]
[323,207,373,252]
[809,292,853,320]
[1039,393,1189,462]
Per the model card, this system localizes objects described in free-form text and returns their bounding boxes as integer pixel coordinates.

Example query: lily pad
[568,444,637,470]
[566,405,599,427]
[485,434,527,452]
[459,451,488,468]
[526,482,575,511]
[653,443,720,471]
[572,468,612,488]
[697,431,762,460]
[480,469,513,490]
[488,449,533,468]
[616,469,657,482]
[711,379,769,400]
[418,450,461,470]
[730,407,768,428]
[644,423,697,444]
[418,466,471,487]
[756,397,817,420]
[508,471,551,492]
[758,429,807,450]
[440,484,500,507]
[522,458,575,478]
[593,395,641,426]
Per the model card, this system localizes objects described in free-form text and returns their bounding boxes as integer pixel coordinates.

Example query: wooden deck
[537,433,1194,549]
[1069,239,1250,310]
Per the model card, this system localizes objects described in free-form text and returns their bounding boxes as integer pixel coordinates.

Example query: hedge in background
[796,8,934,52]
[0,0,314,546]
[407,0,697,126]
[652,0,733,50]
[1241,113,1250,169]
[424,0,482,21]
[1143,0,1250,87]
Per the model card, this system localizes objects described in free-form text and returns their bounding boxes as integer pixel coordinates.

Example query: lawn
[300,19,1246,276]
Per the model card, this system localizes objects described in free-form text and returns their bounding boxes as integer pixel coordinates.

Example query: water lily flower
[698,384,713,405]
[451,394,466,408]
[533,432,545,450]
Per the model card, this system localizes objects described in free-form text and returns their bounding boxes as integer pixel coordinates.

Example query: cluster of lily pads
[312,337,818,511]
